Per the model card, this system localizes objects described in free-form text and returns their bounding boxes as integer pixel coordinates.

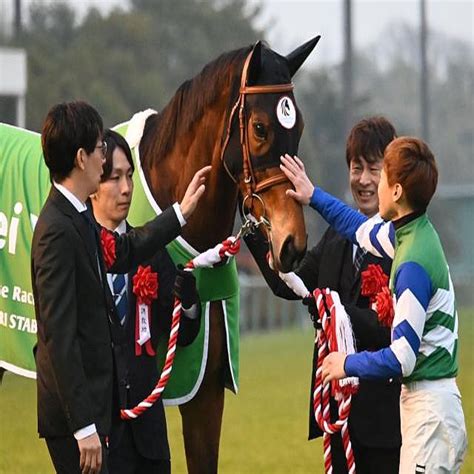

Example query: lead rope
[312,288,357,474]
[120,236,240,420]
[120,219,267,420]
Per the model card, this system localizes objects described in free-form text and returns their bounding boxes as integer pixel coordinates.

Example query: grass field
[1,311,472,473]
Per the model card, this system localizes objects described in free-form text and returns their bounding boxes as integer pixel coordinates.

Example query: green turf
[1,311,472,473]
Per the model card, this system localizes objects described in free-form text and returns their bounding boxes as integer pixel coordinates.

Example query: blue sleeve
[310,187,395,260]
[309,187,367,244]
[344,348,402,380]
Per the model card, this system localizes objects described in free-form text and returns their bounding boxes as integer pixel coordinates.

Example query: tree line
[1,0,472,212]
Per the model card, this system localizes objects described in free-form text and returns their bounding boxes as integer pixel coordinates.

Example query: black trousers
[45,436,109,474]
[108,422,171,474]
[326,432,400,474]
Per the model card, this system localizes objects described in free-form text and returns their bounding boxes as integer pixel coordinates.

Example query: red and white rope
[312,288,357,474]
[120,235,241,420]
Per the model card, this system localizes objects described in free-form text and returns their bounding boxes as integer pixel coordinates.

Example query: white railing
[238,274,311,333]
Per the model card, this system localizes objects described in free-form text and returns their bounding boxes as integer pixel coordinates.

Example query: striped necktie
[353,246,366,276]
[113,273,128,325]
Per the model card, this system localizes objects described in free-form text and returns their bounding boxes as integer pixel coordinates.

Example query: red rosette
[132,265,158,305]
[375,286,395,327]
[361,264,389,299]
[133,265,158,356]
[100,228,116,270]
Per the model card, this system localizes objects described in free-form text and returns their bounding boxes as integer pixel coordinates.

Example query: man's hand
[180,166,212,220]
[174,266,198,310]
[302,295,321,329]
[280,154,314,205]
[321,352,347,385]
[78,432,102,474]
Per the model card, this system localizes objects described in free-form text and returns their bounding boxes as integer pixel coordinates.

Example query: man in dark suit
[91,130,201,473]
[246,117,401,473]
[31,101,209,474]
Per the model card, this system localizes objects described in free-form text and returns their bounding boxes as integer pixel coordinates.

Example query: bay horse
[131,37,320,473]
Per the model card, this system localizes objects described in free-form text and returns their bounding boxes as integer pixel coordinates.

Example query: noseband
[220,46,295,218]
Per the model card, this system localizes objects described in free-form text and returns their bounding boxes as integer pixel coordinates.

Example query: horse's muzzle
[278,234,306,273]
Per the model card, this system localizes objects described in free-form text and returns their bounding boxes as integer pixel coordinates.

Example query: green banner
[0,124,51,377]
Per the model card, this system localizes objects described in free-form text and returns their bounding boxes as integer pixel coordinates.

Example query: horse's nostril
[279,235,304,273]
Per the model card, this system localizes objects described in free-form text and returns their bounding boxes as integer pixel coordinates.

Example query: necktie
[113,273,128,325]
[353,246,366,276]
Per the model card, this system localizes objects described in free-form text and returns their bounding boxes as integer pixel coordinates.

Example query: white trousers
[399,378,467,474]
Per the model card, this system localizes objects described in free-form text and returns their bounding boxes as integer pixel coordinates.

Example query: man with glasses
[31,101,209,473]
[97,141,108,156]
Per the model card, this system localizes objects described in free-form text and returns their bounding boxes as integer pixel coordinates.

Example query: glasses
[95,141,108,157]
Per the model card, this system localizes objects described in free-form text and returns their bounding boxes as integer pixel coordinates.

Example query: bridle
[220,45,295,228]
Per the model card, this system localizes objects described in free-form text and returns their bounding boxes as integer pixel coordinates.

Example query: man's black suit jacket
[109,225,201,461]
[31,187,181,439]
[245,226,401,449]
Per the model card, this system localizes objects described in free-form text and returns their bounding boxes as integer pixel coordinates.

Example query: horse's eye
[253,122,267,140]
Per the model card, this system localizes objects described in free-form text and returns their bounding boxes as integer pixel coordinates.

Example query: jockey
[280,137,467,473]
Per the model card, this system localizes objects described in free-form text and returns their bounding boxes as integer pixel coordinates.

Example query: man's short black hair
[101,129,135,182]
[41,101,103,182]
[345,116,397,167]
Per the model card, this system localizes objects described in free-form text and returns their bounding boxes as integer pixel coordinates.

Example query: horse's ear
[246,41,262,85]
[286,35,321,77]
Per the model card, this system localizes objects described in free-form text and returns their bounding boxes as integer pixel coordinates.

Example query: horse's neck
[142,106,239,252]
[184,163,239,251]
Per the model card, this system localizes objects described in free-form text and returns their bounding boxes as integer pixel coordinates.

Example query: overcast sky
[1,0,472,66]
[250,0,473,66]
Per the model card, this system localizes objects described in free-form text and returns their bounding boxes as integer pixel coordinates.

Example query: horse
[122,37,320,473]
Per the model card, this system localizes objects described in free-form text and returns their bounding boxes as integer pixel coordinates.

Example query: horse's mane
[141,45,253,164]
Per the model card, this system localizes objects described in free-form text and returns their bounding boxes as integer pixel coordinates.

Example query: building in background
[0,47,27,127]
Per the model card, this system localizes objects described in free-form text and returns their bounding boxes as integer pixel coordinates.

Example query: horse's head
[221,37,320,272]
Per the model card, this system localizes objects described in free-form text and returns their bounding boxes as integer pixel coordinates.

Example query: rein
[220,46,294,222]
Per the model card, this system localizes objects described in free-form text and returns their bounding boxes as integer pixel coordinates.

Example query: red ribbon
[361,263,394,327]
[132,265,159,356]
[100,228,116,270]
[361,263,388,300]
[375,286,395,327]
